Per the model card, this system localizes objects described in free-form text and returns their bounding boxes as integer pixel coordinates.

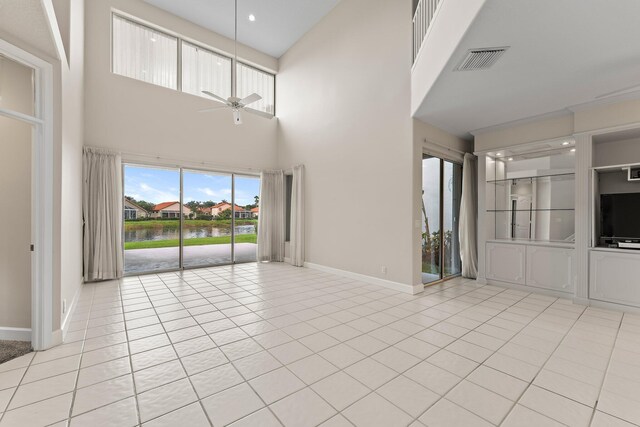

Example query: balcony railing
[413,0,442,63]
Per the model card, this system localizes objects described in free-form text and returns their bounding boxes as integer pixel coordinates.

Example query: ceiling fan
[198,0,262,124]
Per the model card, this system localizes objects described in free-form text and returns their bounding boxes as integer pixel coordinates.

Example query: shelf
[590,247,640,255]
[487,209,575,212]
[486,172,575,184]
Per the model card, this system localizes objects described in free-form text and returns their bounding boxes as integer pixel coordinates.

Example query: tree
[125,196,155,213]
[254,195,259,205]
[216,208,233,220]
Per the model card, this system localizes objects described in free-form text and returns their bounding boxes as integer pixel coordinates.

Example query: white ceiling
[143,0,341,58]
[413,0,640,139]
[0,0,57,58]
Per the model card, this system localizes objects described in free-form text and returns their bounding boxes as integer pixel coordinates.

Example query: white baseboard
[61,282,82,342]
[0,327,31,341]
[304,262,423,295]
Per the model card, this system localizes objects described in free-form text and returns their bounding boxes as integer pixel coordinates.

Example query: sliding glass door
[233,175,260,263]
[182,170,233,268]
[123,164,260,275]
[422,155,462,284]
[123,165,181,274]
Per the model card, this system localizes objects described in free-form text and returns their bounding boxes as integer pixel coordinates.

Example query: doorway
[0,45,54,350]
[123,164,260,275]
[421,155,462,284]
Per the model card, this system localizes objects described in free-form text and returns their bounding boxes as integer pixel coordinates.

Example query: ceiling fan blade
[198,105,227,113]
[239,93,262,106]
[202,91,229,104]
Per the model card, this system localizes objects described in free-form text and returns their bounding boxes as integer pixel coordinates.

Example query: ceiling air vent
[456,47,509,71]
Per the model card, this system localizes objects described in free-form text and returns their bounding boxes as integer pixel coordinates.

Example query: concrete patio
[124,243,257,273]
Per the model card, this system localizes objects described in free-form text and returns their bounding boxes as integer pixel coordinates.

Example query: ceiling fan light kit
[198,0,263,124]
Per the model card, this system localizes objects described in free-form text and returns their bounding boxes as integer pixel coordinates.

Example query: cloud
[197,187,232,198]
[127,182,178,204]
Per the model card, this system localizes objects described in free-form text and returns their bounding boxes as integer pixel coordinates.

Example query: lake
[125,224,256,242]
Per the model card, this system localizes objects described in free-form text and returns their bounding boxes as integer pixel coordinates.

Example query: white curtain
[83,147,124,281]
[257,170,285,262]
[290,165,305,267]
[459,153,478,278]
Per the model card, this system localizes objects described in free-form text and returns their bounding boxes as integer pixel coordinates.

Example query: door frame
[0,40,55,350]
[421,153,463,285]
[121,162,260,275]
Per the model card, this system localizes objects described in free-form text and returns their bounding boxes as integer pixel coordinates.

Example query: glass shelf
[485,153,575,242]
[486,172,575,184]
[487,208,575,212]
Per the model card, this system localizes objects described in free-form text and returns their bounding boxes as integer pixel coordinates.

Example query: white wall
[0,57,33,328]
[278,0,420,290]
[84,0,279,170]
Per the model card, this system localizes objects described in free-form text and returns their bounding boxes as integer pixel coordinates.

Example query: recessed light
[248,14,256,22]
[150,37,157,42]
[496,152,503,157]
[562,141,571,146]
[508,157,514,161]
[570,148,576,152]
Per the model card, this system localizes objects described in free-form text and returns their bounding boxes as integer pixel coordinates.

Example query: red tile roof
[153,201,180,211]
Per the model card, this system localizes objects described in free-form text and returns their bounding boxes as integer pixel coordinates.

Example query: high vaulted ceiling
[413,0,640,139]
[143,0,341,58]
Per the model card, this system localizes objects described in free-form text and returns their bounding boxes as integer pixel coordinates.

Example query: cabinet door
[526,246,575,293]
[590,251,640,307]
[486,243,526,285]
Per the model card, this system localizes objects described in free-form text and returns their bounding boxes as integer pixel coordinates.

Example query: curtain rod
[423,138,467,156]
[112,148,263,175]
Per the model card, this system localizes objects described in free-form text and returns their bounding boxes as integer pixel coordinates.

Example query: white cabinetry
[526,246,575,293]
[486,241,575,294]
[486,242,526,285]
[590,250,640,306]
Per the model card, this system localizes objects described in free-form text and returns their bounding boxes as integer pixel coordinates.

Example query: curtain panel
[459,153,478,278]
[257,170,285,262]
[290,165,305,267]
[83,147,124,281]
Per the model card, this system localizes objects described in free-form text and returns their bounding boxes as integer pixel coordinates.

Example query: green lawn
[125,234,257,250]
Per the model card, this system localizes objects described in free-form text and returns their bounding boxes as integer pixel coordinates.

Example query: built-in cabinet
[478,129,640,310]
[486,242,575,295]
[589,249,640,307]
[479,140,577,296]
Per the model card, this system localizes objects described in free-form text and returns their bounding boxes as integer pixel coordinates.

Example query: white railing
[413,0,442,63]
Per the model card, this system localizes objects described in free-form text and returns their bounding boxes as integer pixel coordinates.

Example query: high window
[112,15,178,89]
[112,13,276,116]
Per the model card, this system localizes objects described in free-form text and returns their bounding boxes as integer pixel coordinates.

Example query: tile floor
[0,263,639,426]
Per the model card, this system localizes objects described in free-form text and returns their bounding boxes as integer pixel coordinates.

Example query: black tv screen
[601,193,640,239]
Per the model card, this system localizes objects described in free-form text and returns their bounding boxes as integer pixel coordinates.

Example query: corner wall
[277,0,418,291]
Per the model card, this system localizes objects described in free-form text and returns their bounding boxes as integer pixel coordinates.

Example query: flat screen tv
[601,193,640,239]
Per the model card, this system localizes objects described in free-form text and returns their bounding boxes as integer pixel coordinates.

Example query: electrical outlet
[381,266,387,275]
[62,299,67,314]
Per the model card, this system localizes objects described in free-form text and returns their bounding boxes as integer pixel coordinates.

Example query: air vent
[456,47,509,71]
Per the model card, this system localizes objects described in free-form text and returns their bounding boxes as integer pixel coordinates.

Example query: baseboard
[304,262,423,295]
[52,329,63,346]
[0,327,31,341]
[61,281,82,342]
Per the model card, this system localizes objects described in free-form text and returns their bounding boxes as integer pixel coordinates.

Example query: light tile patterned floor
[0,263,639,426]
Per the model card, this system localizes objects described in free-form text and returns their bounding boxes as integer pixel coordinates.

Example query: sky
[124,165,260,206]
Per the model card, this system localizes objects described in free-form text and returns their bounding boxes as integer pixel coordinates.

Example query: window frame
[236,60,277,117]
[111,11,276,117]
